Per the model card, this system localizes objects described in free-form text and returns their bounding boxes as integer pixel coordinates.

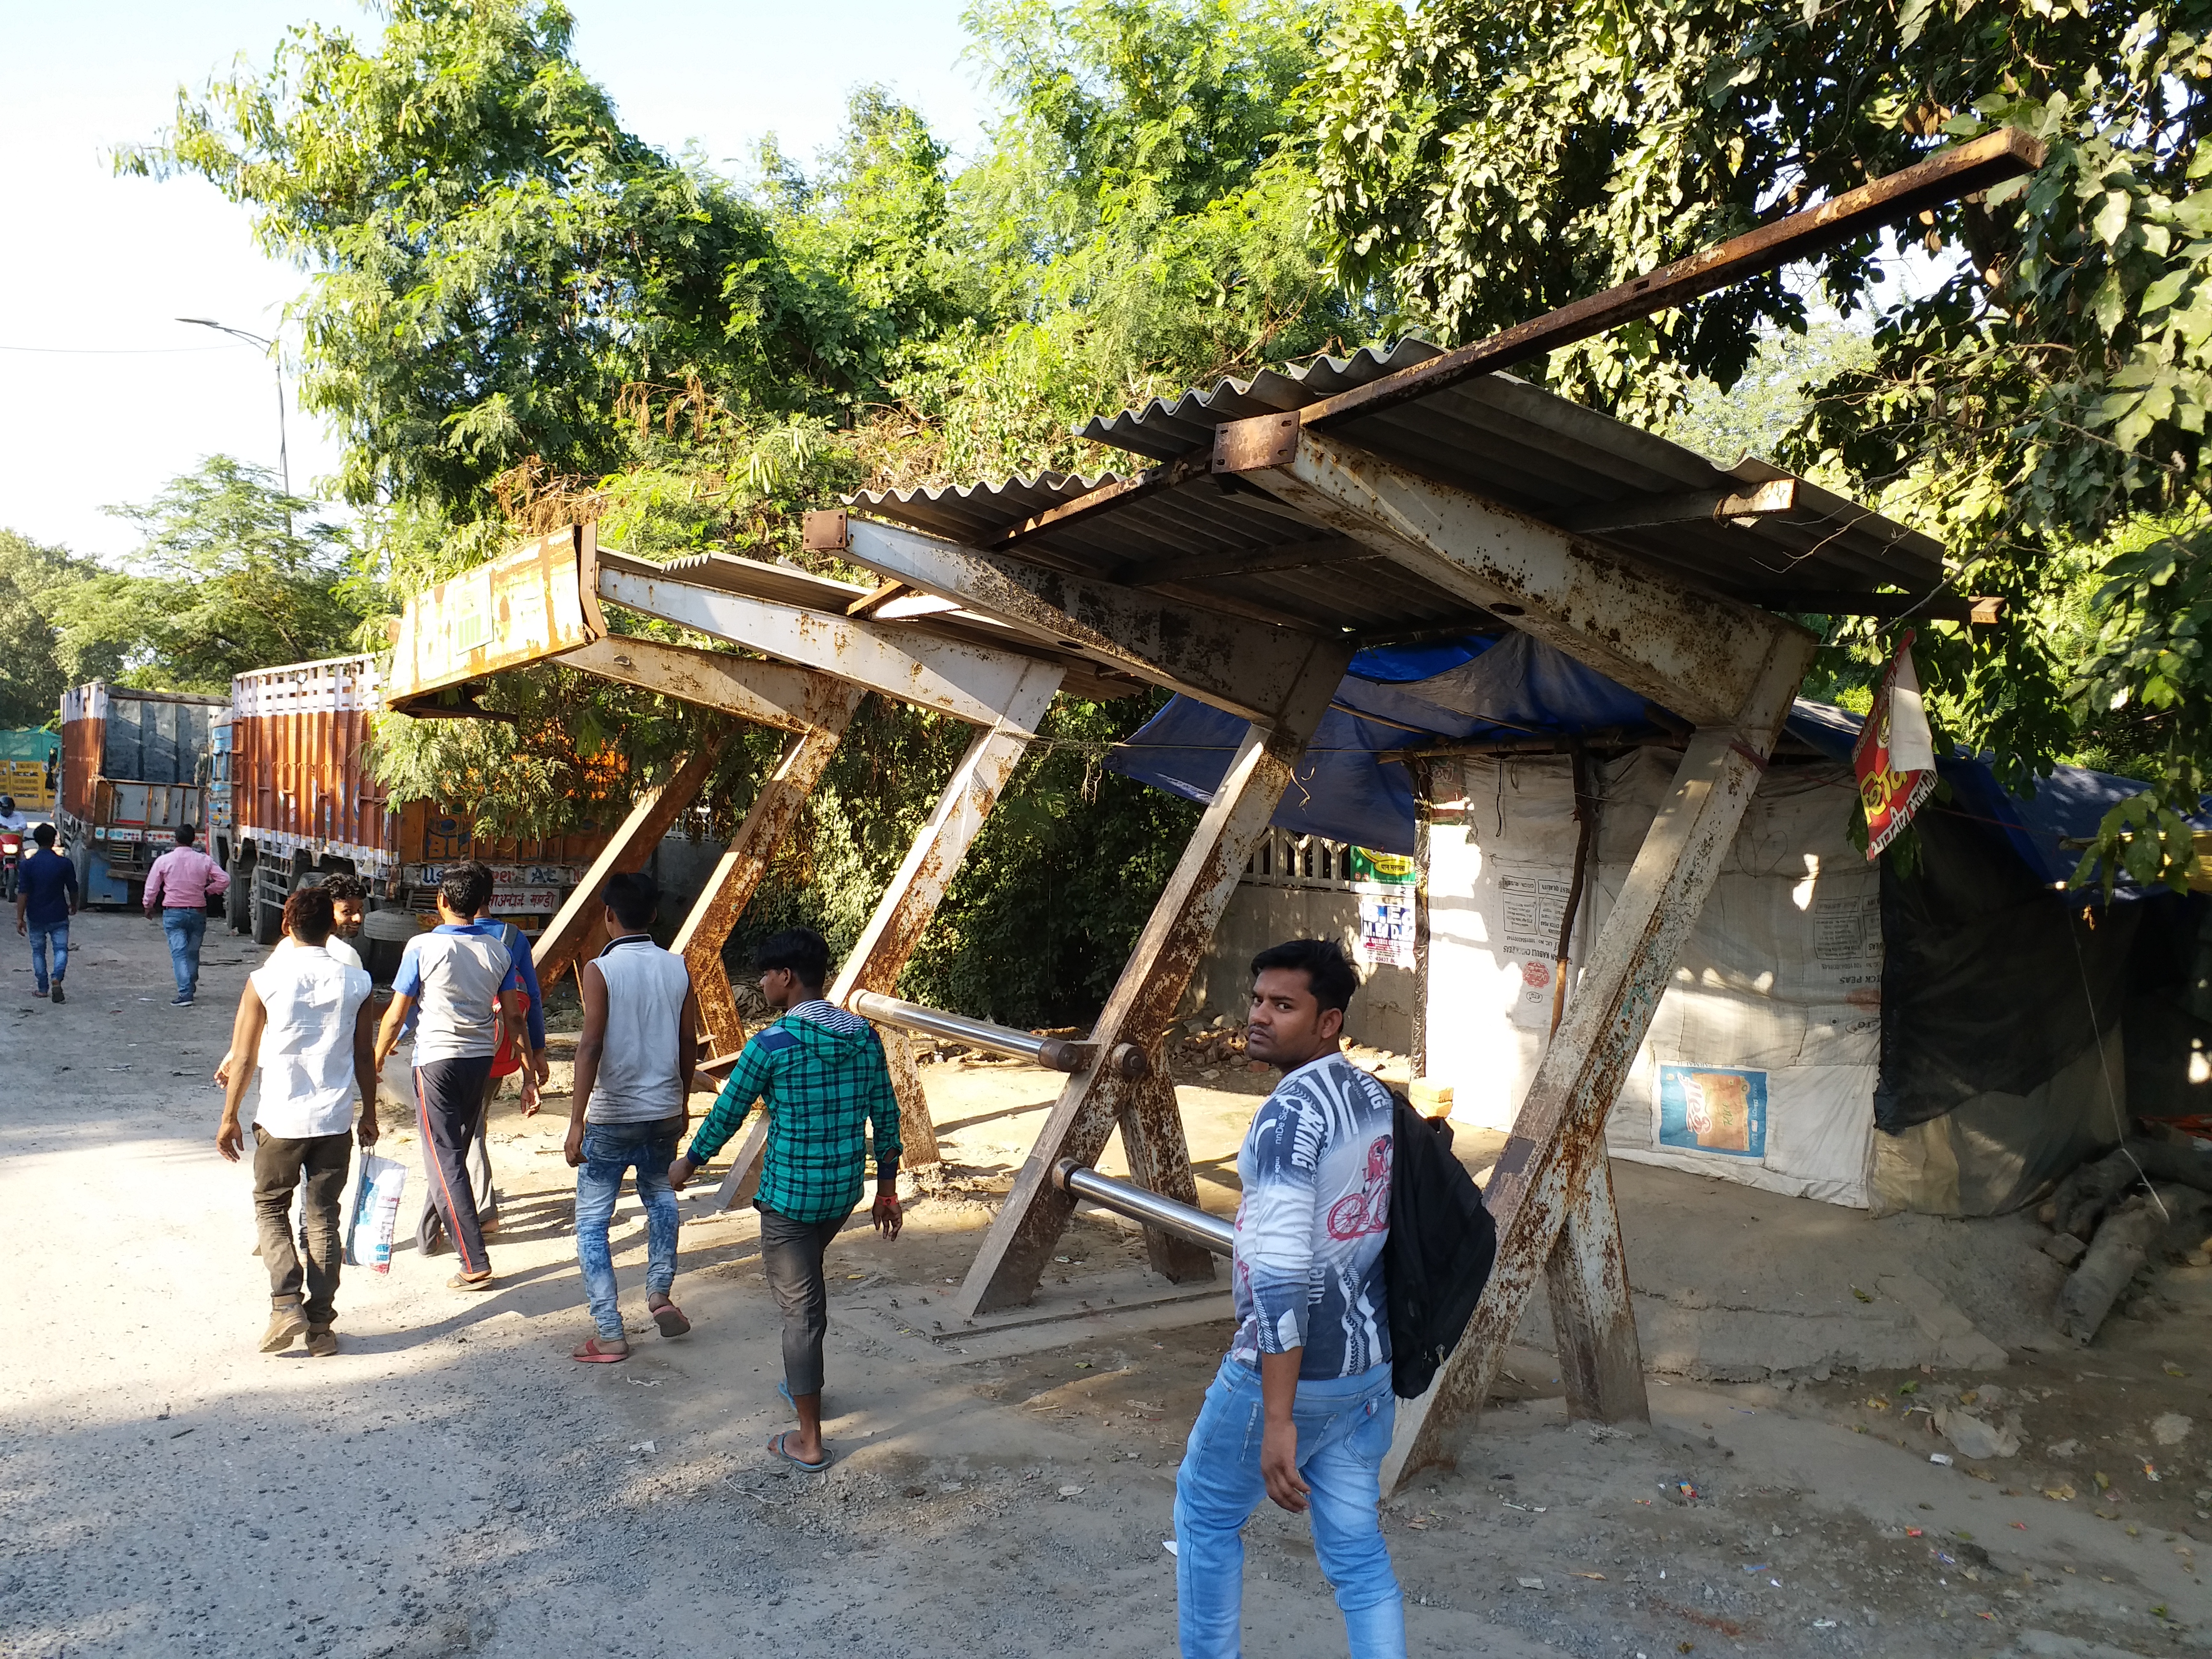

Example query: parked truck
[57,683,228,906]
[216,654,610,951]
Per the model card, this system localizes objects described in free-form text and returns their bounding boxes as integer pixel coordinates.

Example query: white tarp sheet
[1426,751,1878,1207]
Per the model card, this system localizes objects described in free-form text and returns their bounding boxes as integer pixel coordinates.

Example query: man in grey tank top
[565,871,701,1361]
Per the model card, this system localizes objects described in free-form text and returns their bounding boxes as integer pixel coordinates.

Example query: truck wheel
[252,864,284,946]
[228,857,252,934]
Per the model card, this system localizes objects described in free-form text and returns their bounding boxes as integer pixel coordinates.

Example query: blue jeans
[574,1116,683,1340]
[160,907,207,997]
[27,922,66,990]
[1174,1355,1404,1659]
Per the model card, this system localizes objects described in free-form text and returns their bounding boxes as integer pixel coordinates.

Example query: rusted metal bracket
[554,635,854,734]
[955,636,1355,1308]
[1214,420,1805,725]
[1294,130,2044,430]
[833,515,1336,725]
[670,685,866,1057]
[1380,629,1815,1493]
[709,661,1066,1209]
[533,736,732,992]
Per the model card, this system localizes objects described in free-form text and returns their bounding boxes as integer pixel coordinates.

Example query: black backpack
[1383,1094,1497,1399]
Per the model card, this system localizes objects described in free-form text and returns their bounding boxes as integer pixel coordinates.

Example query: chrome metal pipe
[849,989,1096,1071]
[1052,1159,1234,1256]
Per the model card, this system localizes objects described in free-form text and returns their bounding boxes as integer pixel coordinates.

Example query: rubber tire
[227,856,252,934]
[252,864,284,947]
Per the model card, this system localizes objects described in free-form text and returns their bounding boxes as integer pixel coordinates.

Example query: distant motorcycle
[0,829,20,902]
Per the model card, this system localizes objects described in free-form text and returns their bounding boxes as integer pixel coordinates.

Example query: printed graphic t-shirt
[1229,1049,1395,1381]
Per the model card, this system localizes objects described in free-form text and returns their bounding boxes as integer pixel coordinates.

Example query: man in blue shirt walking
[15,824,78,1003]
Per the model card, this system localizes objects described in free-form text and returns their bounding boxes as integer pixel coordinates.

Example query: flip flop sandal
[650,1301,691,1338]
[768,1431,831,1473]
[447,1273,496,1292]
[572,1338,630,1363]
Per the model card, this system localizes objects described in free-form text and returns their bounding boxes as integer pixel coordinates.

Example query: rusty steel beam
[956,636,1355,1311]
[596,560,1053,729]
[555,635,854,735]
[1553,478,1797,534]
[1297,130,2045,430]
[1216,421,1800,725]
[709,661,1066,1208]
[818,513,1336,727]
[1543,1154,1648,1426]
[671,687,866,1057]
[533,737,730,993]
[1381,629,1815,1492]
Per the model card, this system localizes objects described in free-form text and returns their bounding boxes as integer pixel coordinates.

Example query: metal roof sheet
[848,338,1948,637]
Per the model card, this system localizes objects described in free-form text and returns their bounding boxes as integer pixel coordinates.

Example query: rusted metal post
[534,735,730,991]
[1381,631,1813,1491]
[671,686,866,1058]
[1543,1154,1647,1424]
[709,662,1065,1208]
[954,636,1355,1314]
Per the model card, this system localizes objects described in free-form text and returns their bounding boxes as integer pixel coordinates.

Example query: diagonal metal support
[671,685,867,1058]
[1380,627,1814,1492]
[711,661,1067,1210]
[1215,422,1795,725]
[556,634,857,735]
[956,635,1355,1313]
[533,736,731,992]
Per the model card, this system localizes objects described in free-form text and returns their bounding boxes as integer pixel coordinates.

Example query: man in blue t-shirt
[14,824,78,1003]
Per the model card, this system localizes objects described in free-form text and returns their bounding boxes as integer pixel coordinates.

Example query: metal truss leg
[670,691,865,1058]
[1380,633,1812,1492]
[533,735,730,991]
[712,662,1064,1208]
[955,638,1352,1316]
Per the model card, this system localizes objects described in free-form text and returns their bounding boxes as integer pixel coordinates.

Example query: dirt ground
[1,913,2208,1659]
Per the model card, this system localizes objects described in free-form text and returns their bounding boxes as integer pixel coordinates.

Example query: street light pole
[177,317,290,502]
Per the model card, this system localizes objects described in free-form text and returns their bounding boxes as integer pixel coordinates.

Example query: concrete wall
[1182,880,1416,1053]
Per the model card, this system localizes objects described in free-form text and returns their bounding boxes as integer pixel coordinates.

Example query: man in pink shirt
[143,824,230,1008]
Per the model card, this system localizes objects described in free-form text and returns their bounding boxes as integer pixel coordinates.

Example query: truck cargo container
[217,654,611,950]
[58,683,226,906]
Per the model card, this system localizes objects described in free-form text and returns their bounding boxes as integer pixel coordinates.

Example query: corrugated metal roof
[848,337,1947,637]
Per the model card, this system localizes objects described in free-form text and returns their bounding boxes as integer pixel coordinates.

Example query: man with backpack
[1173,938,1405,1659]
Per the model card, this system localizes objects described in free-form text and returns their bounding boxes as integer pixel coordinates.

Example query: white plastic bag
[344,1152,408,1272]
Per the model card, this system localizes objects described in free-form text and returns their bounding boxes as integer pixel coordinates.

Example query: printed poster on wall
[1852,630,1939,860]
[1351,846,1416,969]
[1656,1063,1769,1159]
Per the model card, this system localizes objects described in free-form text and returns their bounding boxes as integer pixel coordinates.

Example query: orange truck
[213,654,609,952]
[58,682,229,906]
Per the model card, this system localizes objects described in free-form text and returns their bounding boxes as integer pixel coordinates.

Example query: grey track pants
[757,1205,853,1397]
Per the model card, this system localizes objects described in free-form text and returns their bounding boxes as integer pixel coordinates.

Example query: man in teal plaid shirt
[670,927,902,1472]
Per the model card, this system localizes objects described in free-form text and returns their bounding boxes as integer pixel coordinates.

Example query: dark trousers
[252,1126,350,1325]
[415,1056,496,1275]
[758,1205,854,1397]
[417,1071,499,1250]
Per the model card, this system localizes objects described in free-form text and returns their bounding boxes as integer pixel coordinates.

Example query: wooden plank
[1744,590,2003,623]
[532,737,728,993]
[1226,423,1804,725]
[670,692,865,1055]
[1109,535,1378,587]
[1299,131,2045,429]
[1381,630,1815,1492]
[955,636,1356,1315]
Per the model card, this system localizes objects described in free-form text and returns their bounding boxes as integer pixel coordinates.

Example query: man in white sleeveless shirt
[565,871,701,1362]
[214,885,377,1357]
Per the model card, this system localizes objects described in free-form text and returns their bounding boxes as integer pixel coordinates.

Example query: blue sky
[0,0,987,560]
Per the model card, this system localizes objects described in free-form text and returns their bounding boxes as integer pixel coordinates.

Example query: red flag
[1853,630,1937,861]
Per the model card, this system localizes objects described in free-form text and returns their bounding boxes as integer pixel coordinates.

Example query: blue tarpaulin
[1108,637,2186,888]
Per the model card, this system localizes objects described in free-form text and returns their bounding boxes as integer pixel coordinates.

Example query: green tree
[1312,0,2212,887]
[0,531,94,728]
[51,457,368,692]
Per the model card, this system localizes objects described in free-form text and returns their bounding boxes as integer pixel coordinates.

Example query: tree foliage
[0,532,88,729]
[1314,0,2212,888]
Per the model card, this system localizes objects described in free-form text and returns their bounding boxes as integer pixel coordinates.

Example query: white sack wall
[1427,751,1879,1207]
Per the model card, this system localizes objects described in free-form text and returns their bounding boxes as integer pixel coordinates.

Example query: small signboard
[385,527,602,703]
[1351,846,1416,969]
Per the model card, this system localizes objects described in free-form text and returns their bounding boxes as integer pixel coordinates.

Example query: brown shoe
[260,1302,307,1353]
[304,1326,337,1358]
